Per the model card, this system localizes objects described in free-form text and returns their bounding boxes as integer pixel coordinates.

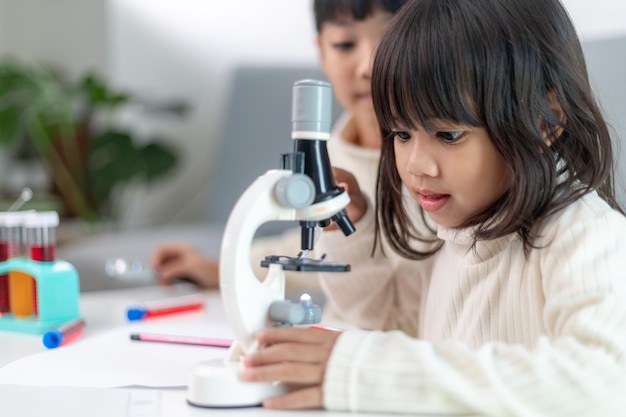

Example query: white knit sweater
[318,191,626,416]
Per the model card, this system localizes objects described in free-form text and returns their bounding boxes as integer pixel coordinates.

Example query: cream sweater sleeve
[323,205,626,416]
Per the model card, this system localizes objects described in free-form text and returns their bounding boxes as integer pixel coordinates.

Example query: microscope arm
[220,168,349,360]
[220,169,296,357]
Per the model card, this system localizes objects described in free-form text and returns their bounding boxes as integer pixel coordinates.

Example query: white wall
[0,0,107,77]
[0,0,107,202]
[107,0,319,226]
[563,0,626,41]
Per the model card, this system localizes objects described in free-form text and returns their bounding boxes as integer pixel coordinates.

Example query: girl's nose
[406,137,439,178]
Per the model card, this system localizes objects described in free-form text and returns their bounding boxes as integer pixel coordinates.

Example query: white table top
[0,283,217,368]
[0,285,252,416]
[0,284,408,417]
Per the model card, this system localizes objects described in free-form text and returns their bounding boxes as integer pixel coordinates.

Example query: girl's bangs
[373,1,483,134]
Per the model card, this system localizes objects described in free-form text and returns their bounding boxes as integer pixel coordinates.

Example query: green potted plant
[0,57,186,222]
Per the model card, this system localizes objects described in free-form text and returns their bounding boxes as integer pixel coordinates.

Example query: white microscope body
[187,80,354,408]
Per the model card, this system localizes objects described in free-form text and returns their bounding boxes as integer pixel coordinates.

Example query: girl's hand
[240,326,341,410]
[327,167,368,230]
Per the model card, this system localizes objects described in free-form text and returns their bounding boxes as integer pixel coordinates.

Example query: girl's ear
[541,91,567,146]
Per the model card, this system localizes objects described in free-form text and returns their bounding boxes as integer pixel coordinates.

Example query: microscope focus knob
[269,300,305,325]
[268,294,322,326]
[273,173,316,209]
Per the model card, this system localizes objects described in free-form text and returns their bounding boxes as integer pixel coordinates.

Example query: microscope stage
[261,255,350,272]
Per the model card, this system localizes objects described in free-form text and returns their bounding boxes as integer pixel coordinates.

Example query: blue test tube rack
[0,258,81,334]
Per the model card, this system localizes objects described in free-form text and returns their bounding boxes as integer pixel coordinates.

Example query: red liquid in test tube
[25,212,58,264]
[0,240,8,313]
[24,211,60,317]
[30,245,56,262]
[0,241,7,260]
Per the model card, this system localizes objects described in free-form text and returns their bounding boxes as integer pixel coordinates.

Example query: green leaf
[0,106,25,145]
[138,141,178,182]
[77,72,131,109]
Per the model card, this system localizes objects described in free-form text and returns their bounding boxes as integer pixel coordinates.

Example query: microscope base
[187,358,288,408]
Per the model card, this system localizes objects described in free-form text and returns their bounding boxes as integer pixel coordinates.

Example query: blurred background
[0,0,319,229]
[0,0,624,290]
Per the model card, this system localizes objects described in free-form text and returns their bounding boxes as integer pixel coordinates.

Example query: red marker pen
[42,318,86,348]
[126,294,205,321]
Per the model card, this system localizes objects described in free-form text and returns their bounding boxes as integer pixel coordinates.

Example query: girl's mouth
[418,193,450,212]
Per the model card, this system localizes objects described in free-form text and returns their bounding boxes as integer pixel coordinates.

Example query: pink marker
[130,332,232,348]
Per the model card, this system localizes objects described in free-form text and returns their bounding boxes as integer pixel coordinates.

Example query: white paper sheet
[0,320,233,388]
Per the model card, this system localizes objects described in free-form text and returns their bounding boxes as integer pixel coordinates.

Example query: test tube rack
[0,258,81,334]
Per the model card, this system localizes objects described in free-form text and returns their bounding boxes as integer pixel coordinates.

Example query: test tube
[6,211,36,317]
[1,212,28,257]
[25,211,59,262]
[0,213,10,313]
[18,211,59,317]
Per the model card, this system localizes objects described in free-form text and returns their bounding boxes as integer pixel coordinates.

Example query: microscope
[187,80,355,407]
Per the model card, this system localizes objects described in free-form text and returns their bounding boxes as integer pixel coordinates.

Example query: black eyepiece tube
[300,220,317,250]
[331,209,356,237]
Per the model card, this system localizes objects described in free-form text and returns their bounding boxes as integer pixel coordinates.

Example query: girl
[239,0,626,415]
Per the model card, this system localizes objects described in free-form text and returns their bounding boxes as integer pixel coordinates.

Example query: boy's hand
[326,166,368,231]
[240,326,341,410]
[150,242,219,288]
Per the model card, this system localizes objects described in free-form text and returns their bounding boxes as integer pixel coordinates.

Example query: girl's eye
[392,131,411,142]
[332,41,355,51]
[436,131,464,143]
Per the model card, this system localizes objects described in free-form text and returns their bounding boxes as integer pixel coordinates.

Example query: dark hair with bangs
[372,0,623,259]
[314,0,407,33]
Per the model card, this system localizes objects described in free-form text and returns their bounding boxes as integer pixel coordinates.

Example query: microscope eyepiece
[291,80,332,138]
[332,209,356,237]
